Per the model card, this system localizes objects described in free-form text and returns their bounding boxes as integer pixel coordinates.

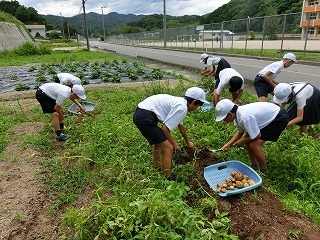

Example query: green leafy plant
[15,83,30,91]
[10,74,18,80]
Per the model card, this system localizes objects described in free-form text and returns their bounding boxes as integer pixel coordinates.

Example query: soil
[1,62,320,239]
[174,148,320,240]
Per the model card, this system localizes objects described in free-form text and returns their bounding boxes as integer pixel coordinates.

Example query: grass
[1,48,320,238]
[0,48,124,67]
[167,46,320,62]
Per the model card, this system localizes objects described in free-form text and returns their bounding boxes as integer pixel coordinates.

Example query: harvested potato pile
[72,108,82,114]
[216,171,255,193]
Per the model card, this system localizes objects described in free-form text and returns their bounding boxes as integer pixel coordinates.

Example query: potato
[228,185,235,190]
[242,179,248,184]
[216,187,221,193]
[226,181,233,187]
[221,187,227,193]
[234,172,244,181]
[235,181,244,188]
[243,183,249,187]
[231,171,237,176]
[248,179,255,185]
[217,183,223,188]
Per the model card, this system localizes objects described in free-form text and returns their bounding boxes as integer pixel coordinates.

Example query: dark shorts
[254,75,274,97]
[287,85,320,125]
[214,58,231,88]
[133,107,167,145]
[260,108,289,142]
[36,88,56,113]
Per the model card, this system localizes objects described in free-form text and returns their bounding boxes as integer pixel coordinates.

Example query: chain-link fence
[106,12,320,56]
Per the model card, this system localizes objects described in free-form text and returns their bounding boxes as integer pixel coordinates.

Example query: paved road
[88,41,320,88]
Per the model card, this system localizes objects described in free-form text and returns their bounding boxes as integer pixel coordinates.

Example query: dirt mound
[173,148,320,240]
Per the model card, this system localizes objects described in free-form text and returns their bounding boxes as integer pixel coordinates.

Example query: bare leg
[51,112,61,132]
[152,144,161,168]
[157,140,174,178]
[300,125,308,134]
[247,139,267,169]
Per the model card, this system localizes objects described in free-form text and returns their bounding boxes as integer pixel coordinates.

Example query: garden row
[0,59,172,92]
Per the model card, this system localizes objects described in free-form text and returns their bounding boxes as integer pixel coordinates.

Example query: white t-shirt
[138,94,188,131]
[57,73,81,86]
[234,102,280,139]
[258,61,284,80]
[206,56,221,66]
[290,83,313,110]
[39,83,71,107]
[217,68,244,95]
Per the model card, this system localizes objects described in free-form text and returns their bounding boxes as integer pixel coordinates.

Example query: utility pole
[82,0,90,51]
[101,6,106,42]
[60,12,65,37]
[163,0,167,48]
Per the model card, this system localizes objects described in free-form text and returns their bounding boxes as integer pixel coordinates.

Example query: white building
[198,30,240,41]
[25,25,46,38]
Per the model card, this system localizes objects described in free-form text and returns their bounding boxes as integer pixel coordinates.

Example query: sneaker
[56,134,70,142]
[251,163,259,171]
[260,168,268,175]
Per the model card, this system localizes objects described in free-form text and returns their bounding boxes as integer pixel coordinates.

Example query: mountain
[44,12,144,37]
[43,0,303,37]
[200,0,302,24]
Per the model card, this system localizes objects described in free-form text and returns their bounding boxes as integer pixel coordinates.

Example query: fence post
[261,16,266,57]
[245,16,250,54]
[303,15,311,57]
[280,14,287,55]
[220,21,224,51]
[231,20,234,52]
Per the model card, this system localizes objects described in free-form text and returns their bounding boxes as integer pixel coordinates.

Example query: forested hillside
[0,0,53,30]
[0,0,303,37]
[125,14,202,31]
[200,0,303,24]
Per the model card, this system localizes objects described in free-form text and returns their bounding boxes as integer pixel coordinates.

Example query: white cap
[283,53,297,62]
[273,83,292,104]
[215,99,235,122]
[71,77,82,85]
[200,53,208,62]
[72,85,86,100]
[185,87,210,104]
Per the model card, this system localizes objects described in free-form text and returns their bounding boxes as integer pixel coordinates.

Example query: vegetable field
[1,52,320,239]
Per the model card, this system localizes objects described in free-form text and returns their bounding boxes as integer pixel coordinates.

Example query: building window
[309,13,317,20]
[308,27,315,35]
[309,0,319,6]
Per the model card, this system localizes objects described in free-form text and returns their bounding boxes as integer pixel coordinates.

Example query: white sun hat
[273,83,292,104]
[185,87,210,104]
[72,85,86,100]
[215,99,235,122]
[200,53,209,62]
[283,53,297,62]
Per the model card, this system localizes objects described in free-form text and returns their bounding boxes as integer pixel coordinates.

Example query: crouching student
[36,83,86,141]
[215,99,289,174]
[213,68,244,105]
[54,72,82,87]
[133,87,209,179]
[273,82,320,133]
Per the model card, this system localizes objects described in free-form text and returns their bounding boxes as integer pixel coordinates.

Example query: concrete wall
[0,22,33,52]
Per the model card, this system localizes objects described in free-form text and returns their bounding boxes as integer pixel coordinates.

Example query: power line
[122,0,162,15]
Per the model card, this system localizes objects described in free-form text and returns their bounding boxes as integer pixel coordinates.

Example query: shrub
[14,42,52,56]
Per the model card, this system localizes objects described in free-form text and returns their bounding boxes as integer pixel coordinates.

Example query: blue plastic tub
[200,102,213,112]
[204,160,262,197]
[68,101,95,115]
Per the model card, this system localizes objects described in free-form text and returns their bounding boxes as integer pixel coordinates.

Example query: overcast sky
[16,0,231,17]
